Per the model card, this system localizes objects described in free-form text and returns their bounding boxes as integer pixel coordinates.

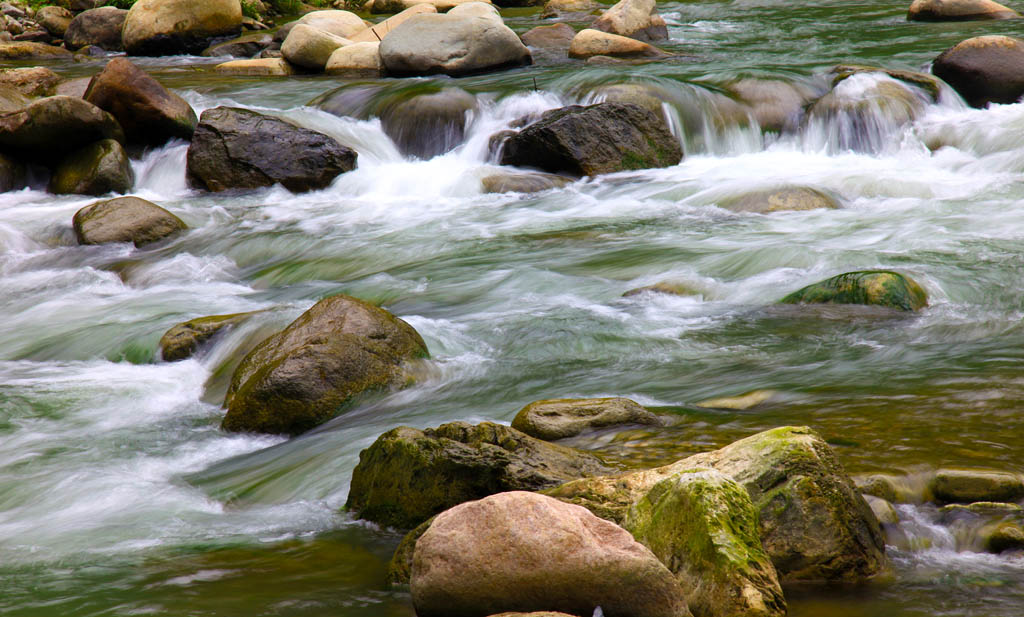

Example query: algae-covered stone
[718,186,841,213]
[73,196,186,247]
[49,139,134,196]
[982,520,1024,553]
[511,397,661,441]
[624,469,786,617]
[346,421,612,529]
[221,294,428,436]
[387,516,435,587]
[0,42,73,60]
[930,469,1024,504]
[160,312,257,362]
[780,270,927,312]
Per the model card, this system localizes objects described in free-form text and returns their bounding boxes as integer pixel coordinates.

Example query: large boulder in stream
[84,58,198,146]
[592,0,668,42]
[73,196,186,248]
[380,88,478,159]
[296,10,367,39]
[326,42,383,77]
[221,294,428,436]
[780,270,928,312]
[49,139,134,196]
[908,0,1020,21]
[932,35,1024,108]
[0,96,124,160]
[929,469,1024,503]
[281,24,352,71]
[186,107,357,192]
[411,491,691,617]
[350,5,437,44]
[511,397,662,440]
[346,421,613,529]
[499,102,682,177]
[122,0,243,56]
[64,7,127,51]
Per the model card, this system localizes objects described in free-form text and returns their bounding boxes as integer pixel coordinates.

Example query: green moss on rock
[160,311,259,362]
[780,270,928,311]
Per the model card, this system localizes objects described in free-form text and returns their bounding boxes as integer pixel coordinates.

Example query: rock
[940,501,1023,518]
[488,613,578,617]
[371,0,491,14]
[122,0,243,56]
[726,78,816,133]
[547,426,886,582]
[347,421,612,528]
[779,270,928,312]
[541,0,601,18]
[805,75,926,151]
[854,473,920,503]
[378,9,531,77]
[281,23,352,70]
[221,294,427,436]
[186,106,357,192]
[74,196,186,248]
[568,28,667,59]
[84,58,198,147]
[351,4,437,43]
[56,77,91,98]
[625,469,786,617]
[49,139,134,196]
[694,390,778,410]
[0,151,25,191]
[863,495,900,525]
[410,491,691,617]
[983,521,1024,553]
[623,281,697,297]
[480,171,570,193]
[520,23,575,49]
[908,0,1020,21]
[0,96,124,159]
[511,397,661,441]
[71,0,101,11]
[592,0,667,42]
[35,6,73,37]
[718,186,841,213]
[214,57,296,76]
[930,469,1024,504]
[388,517,435,587]
[379,88,477,159]
[0,67,60,97]
[0,41,72,59]
[499,102,682,177]
[64,7,127,51]
[201,31,273,57]
[325,41,382,76]
[828,64,942,102]
[297,9,366,39]
[932,35,1024,108]
[160,312,258,361]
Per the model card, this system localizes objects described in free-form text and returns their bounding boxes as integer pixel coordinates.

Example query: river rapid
[3,0,1024,615]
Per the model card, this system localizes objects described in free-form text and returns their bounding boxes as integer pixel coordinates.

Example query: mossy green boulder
[780,270,927,311]
[624,468,786,617]
[49,139,134,196]
[73,196,186,247]
[160,311,257,362]
[221,294,428,437]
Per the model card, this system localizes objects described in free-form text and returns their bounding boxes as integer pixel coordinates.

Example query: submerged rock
[480,171,571,194]
[805,75,927,152]
[718,186,841,213]
[568,28,668,59]
[411,491,691,617]
[930,469,1024,504]
[49,139,134,196]
[623,281,698,297]
[222,294,427,436]
[908,0,1020,21]
[346,421,612,529]
[511,397,661,441]
[592,0,668,42]
[932,35,1024,108]
[122,0,243,56]
[780,270,928,312]
[73,196,186,247]
[725,78,816,133]
[694,389,778,410]
[202,31,273,57]
[64,7,127,51]
[520,23,575,50]
[160,312,257,361]
[828,64,942,101]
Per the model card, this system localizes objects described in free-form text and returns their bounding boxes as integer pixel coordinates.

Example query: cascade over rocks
[74,196,186,248]
[379,88,478,159]
[64,7,127,51]
[186,106,357,192]
[511,397,662,440]
[725,78,817,133]
[780,270,928,311]
[908,0,1020,20]
[221,294,427,436]
[932,35,1024,108]
[49,138,134,196]
[592,0,668,42]
[410,491,692,617]
[122,0,243,56]
[160,312,257,361]
[0,95,124,159]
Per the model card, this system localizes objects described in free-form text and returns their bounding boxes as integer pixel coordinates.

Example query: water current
[3,0,1024,615]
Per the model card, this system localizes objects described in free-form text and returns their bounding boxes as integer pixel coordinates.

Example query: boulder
[201,31,273,57]
[568,28,667,59]
[488,614,577,617]
[411,491,691,617]
[908,0,1020,21]
[779,270,928,312]
[541,0,601,17]
[480,171,571,193]
[521,23,575,49]
[592,0,667,42]
[932,35,1024,108]
[346,421,612,529]
[930,469,1024,504]
[297,9,367,39]
[718,186,841,213]
[805,75,926,151]
[0,41,72,59]
[379,88,477,159]
[511,397,661,441]
[186,106,357,192]
[122,0,243,56]
[56,77,92,98]
[379,10,531,77]
[49,138,134,196]
[84,58,198,146]
[325,41,382,77]
[214,58,296,76]
[828,64,942,101]
[547,426,886,582]
[0,67,60,97]
[73,196,186,248]
[221,294,427,436]
[983,520,1024,553]
[623,281,697,297]
[725,78,816,133]
[371,0,491,14]
[0,151,25,191]
[624,469,786,617]
[350,4,437,43]
[160,312,258,361]
[281,23,352,70]
[0,85,29,114]
[499,102,682,177]
[0,96,124,159]
[864,495,900,525]
[694,390,778,410]
[64,7,127,51]
[35,5,73,37]
[13,29,52,44]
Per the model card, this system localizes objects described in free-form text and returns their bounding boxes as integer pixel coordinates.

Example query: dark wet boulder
[380,88,477,159]
[930,469,1024,504]
[49,139,134,196]
[932,35,1024,108]
[160,312,258,361]
[122,0,243,56]
[84,58,198,146]
[73,196,186,247]
[0,41,72,60]
[499,102,681,177]
[221,294,427,436]
[64,7,127,51]
[520,23,575,49]
[780,270,928,312]
[480,171,571,193]
[186,106,357,193]
[592,0,668,42]
[511,397,661,441]
[0,95,124,159]
[0,67,61,98]
[908,0,1019,21]
[718,186,841,213]
[346,421,612,529]
[411,491,691,617]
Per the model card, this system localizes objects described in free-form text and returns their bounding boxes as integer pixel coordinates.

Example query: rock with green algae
[545,426,886,582]
[49,139,134,196]
[160,311,259,362]
[221,294,428,437]
[982,520,1024,553]
[624,468,786,617]
[346,421,613,529]
[780,270,927,312]
[511,397,662,441]
[73,196,185,247]
[929,469,1024,504]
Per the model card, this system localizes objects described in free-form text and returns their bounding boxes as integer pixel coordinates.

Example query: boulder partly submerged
[907,0,1020,21]
[779,270,928,312]
[49,139,134,196]
[74,196,186,248]
[511,397,662,440]
[718,186,841,213]
[160,311,257,361]
[568,28,668,59]
[932,35,1024,108]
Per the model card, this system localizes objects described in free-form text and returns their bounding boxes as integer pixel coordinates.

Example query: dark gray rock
[64,7,127,51]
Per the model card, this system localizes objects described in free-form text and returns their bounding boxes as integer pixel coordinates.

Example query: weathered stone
[863,495,900,525]
[64,7,127,51]
[521,23,575,49]
[568,28,667,59]
[718,186,841,213]
[411,491,691,617]
[35,5,73,37]
[49,138,134,196]
[201,31,273,57]
[512,397,661,441]
[908,0,1020,21]
[297,9,366,39]
[379,88,477,159]
[0,96,124,160]
[186,106,357,192]
[930,469,1024,504]
[84,58,198,146]
[726,78,816,133]
[325,41,382,76]
[371,0,491,13]
[592,0,667,42]
[74,196,186,248]
[0,67,60,97]
[932,35,1024,108]
[480,171,571,193]
[780,270,928,312]
[981,520,1024,553]
[351,4,437,43]
[281,23,352,70]
[160,312,259,362]
[695,390,778,410]
[854,473,921,503]
[214,57,296,76]
[122,0,243,56]
[940,501,1023,518]
[221,294,427,436]
[0,41,71,59]
[541,0,601,18]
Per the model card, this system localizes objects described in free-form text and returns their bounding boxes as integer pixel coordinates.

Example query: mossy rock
[49,139,134,196]
[73,196,186,247]
[863,495,900,525]
[511,397,662,441]
[624,468,786,617]
[982,521,1024,553]
[780,270,927,312]
[387,516,434,587]
[930,469,1024,504]
[160,311,259,362]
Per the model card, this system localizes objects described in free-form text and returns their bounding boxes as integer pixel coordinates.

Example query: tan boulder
[74,196,186,248]
[371,0,491,14]
[297,9,367,38]
[122,0,243,56]
[592,0,667,42]
[541,0,601,18]
[908,0,1020,21]
[568,28,667,59]
[0,67,61,97]
[0,42,72,60]
[520,23,575,49]
[325,41,382,76]
[512,397,661,440]
[281,23,352,70]
[35,5,74,37]
[214,57,297,76]
[350,4,436,43]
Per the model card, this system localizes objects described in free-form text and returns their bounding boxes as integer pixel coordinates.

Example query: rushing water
[4,0,1024,615]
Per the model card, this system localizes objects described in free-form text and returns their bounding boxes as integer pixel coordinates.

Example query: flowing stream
[4,0,1024,615]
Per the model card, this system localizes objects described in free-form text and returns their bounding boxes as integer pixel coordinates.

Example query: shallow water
[3,0,1024,615]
